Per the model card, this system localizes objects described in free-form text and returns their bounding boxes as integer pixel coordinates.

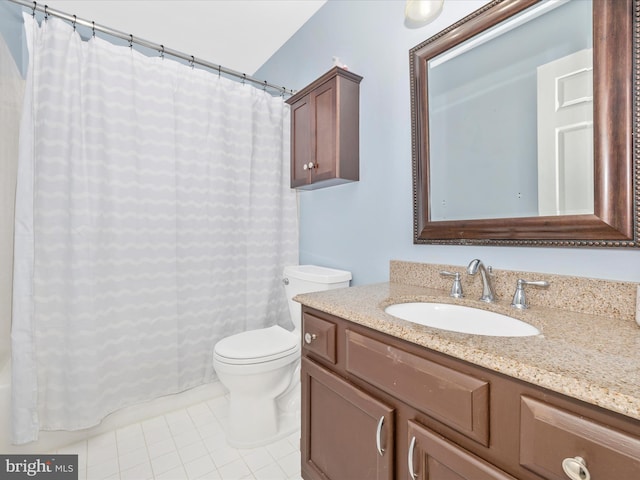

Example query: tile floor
[54,395,302,480]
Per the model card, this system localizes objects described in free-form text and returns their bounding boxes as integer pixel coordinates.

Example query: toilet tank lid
[284,265,352,283]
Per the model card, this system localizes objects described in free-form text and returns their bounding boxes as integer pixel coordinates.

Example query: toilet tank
[283,265,351,332]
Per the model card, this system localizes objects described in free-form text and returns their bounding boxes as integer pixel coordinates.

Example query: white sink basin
[384,302,540,337]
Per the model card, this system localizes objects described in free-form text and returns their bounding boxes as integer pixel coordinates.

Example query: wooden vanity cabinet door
[301,357,394,480]
[408,420,517,480]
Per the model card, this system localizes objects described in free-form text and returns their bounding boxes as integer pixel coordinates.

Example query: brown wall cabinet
[286,67,362,190]
[300,307,640,480]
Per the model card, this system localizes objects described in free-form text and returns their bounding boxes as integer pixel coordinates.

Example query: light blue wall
[255,0,640,286]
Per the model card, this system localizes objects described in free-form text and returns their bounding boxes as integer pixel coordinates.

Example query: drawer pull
[304,332,317,344]
[562,456,590,480]
[408,436,417,479]
[375,416,385,456]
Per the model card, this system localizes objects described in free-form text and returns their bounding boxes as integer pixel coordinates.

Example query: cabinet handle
[304,332,317,344]
[408,436,417,479]
[375,416,385,456]
[562,456,591,480]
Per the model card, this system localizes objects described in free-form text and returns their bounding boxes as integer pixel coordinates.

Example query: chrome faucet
[511,278,550,309]
[440,271,464,298]
[466,259,495,303]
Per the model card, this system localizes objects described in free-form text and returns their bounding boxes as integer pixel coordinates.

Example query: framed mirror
[410,0,638,247]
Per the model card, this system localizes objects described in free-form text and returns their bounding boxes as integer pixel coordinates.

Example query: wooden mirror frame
[410,0,638,247]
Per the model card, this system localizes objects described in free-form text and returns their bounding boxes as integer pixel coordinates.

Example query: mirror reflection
[427,0,593,221]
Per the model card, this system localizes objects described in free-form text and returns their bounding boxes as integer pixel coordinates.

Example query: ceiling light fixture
[404,0,444,28]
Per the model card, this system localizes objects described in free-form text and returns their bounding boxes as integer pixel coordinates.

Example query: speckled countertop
[294,261,640,422]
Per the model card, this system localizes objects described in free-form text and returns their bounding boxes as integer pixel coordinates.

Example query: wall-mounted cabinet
[286,67,362,190]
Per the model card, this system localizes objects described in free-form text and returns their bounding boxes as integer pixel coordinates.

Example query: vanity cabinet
[301,358,394,480]
[285,67,362,190]
[300,307,640,480]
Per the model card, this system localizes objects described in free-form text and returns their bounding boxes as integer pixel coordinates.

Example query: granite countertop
[295,281,640,422]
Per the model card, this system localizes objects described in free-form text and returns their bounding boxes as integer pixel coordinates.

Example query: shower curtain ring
[242,74,246,85]
[263,80,267,91]
[92,21,95,37]
[129,34,133,49]
[72,15,76,31]
[218,65,221,78]
[44,5,48,20]
[190,56,195,69]
[160,45,164,59]
[31,1,36,17]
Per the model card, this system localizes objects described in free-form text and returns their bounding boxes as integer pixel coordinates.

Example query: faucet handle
[511,279,550,309]
[440,271,464,298]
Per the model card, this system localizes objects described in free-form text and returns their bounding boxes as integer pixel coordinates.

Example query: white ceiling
[41,0,327,75]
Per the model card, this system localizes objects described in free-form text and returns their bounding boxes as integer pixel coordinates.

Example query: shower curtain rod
[9,0,295,96]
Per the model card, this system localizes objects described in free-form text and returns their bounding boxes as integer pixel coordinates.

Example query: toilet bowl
[213,265,351,448]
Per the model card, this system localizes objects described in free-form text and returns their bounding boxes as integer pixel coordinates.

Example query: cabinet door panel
[290,97,311,187]
[302,357,394,480]
[408,420,517,480]
[312,78,337,183]
[520,396,640,479]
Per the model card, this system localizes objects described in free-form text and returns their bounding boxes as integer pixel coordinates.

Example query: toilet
[213,264,352,448]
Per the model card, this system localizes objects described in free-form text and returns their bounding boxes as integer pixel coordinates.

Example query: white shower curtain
[0,27,24,366]
[12,14,298,444]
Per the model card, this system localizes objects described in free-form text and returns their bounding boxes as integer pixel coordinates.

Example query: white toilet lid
[214,325,299,364]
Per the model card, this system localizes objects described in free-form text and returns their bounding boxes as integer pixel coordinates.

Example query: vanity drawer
[302,312,337,364]
[346,330,489,446]
[520,396,640,479]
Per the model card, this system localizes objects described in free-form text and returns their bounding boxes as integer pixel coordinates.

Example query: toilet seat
[214,325,299,365]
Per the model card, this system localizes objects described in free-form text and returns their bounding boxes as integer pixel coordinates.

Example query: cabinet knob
[302,162,317,171]
[562,456,590,480]
[304,332,317,344]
